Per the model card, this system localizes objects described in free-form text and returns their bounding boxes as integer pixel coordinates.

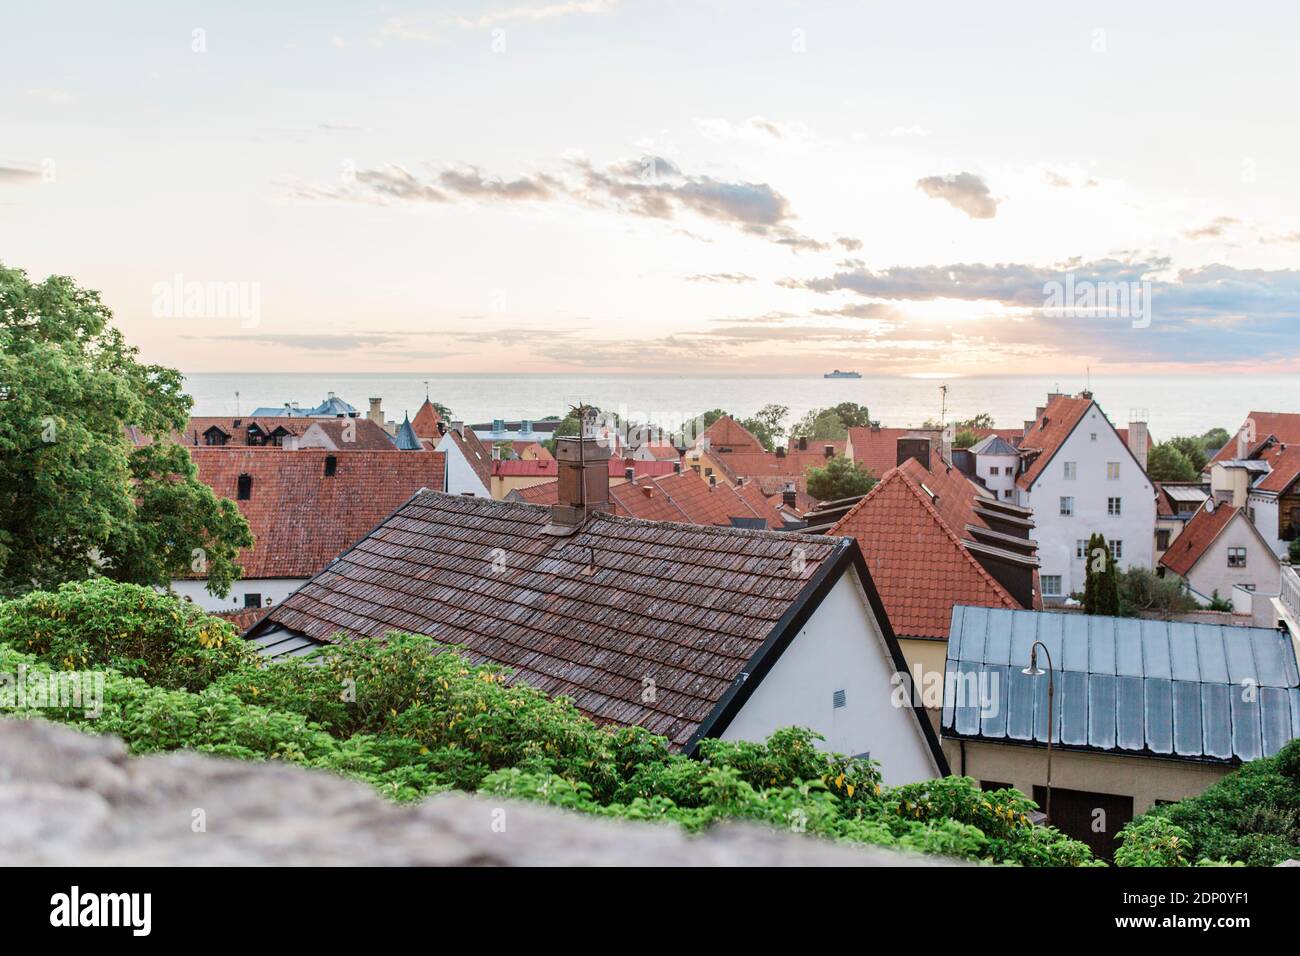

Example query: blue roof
[307,395,358,417]
[943,605,1300,765]
[394,414,422,451]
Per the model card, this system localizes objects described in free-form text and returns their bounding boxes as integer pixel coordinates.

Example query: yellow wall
[942,738,1230,815]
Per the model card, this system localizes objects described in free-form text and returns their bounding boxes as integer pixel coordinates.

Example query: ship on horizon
[823,369,863,379]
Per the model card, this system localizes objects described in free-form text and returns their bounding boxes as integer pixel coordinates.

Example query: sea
[182,372,1298,439]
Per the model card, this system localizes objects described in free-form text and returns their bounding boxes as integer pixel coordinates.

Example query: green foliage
[0,263,253,597]
[0,585,1103,865]
[1206,590,1234,612]
[1118,567,1199,618]
[805,455,877,501]
[953,429,979,450]
[1146,442,1198,481]
[1083,533,1121,615]
[792,403,872,443]
[0,579,256,689]
[1289,538,1300,565]
[737,403,789,452]
[1115,817,1195,866]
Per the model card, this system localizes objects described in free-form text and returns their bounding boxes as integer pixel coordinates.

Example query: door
[1033,785,1133,861]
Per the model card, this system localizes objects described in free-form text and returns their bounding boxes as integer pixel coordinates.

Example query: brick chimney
[782,488,798,510]
[798,436,808,451]
[823,443,835,458]
[544,436,612,535]
[367,397,383,426]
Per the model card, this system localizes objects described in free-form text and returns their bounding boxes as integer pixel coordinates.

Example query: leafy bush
[0,579,256,689]
[1120,739,1300,866]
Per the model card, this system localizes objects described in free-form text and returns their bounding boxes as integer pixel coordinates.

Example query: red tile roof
[178,416,398,451]
[1158,502,1239,577]
[411,400,443,440]
[696,414,765,453]
[191,447,445,579]
[512,472,784,529]
[251,492,848,749]
[846,427,917,478]
[636,443,684,461]
[211,606,271,632]
[494,457,679,479]
[1250,441,1300,494]
[828,455,1020,639]
[1210,412,1300,466]
[1016,396,1094,490]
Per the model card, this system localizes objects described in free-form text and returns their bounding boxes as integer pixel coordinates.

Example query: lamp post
[1022,640,1055,825]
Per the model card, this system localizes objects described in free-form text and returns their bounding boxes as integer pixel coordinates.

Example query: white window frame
[1108,496,1123,516]
[1110,540,1124,560]
[1060,496,1074,516]
[1107,462,1120,480]
[1063,461,1077,480]
[1042,575,1063,597]
[1228,547,1247,568]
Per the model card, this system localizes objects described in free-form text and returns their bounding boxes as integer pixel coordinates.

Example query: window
[832,689,847,709]
[236,474,253,500]
[1002,489,1012,499]
[243,593,262,608]
[1042,575,1063,596]
[1090,433,1098,442]
[1228,547,1247,568]
[1076,540,1088,559]
[1063,461,1077,480]
[1156,529,1171,551]
[1107,462,1120,480]
[1060,496,1074,516]
[1108,497,1123,516]
[1249,507,1257,525]
[1110,540,1124,560]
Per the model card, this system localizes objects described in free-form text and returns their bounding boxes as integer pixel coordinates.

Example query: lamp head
[1022,645,1045,677]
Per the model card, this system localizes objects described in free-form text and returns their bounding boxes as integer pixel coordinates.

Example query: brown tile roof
[1016,396,1094,490]
[513,473,783,529]
[828,454,1019,639]
[494,457,679,479]
[706,447,846,483]
[411,400,443,440]
[1251,441,1300,494]
[191,447,445,579]
[211,606,271,633]
[636,443,684,461]
[696,414,765,453]
[251,492,850,750]
[509,481,560,505]
[178,417,398,451]
[1159,502,1239,577]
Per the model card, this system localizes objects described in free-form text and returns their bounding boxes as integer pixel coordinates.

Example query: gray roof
[307,395,358,417]
[1164,485,1210,503]
[969,434,1019,456]
[245,622,326,660]
[394,413,422,450]
[943,605,1300,765]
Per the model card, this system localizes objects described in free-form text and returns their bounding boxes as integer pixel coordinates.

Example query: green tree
[793,402,873,443]
[1165,435,1210,474]
[737,403,789,452]
[1083,533,1121,616]
[0,263,252,597]
[953,429,979,450]
[1146,442,1198,481]
[1118,567,1198,618]
[805,456,877,501]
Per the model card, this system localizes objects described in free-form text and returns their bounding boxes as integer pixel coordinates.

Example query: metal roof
[247,623,327,660]
[969,434,1019,457]
[1164,485,1209,503]
[943,605,1300,765]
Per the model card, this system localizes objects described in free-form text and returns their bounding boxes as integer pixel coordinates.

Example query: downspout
[960,739,967,777]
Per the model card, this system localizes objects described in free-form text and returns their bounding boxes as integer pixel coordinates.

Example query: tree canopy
[805,456,877,501]
[792,402,872,442]
[0,263,252,597]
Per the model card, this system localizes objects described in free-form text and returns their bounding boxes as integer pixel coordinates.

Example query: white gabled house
[1014,393,1156,602]
[244,436,948,784]
[436,422,493,497]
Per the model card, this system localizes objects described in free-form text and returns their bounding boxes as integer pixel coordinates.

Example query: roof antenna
[939,383,948,430]
[235,390,240,417]
[423,379,430,401]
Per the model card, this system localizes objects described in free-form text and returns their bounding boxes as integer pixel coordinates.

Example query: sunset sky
[4,1,1300,375]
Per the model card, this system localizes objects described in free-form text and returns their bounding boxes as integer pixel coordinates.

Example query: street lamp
[1022,640,1055,825]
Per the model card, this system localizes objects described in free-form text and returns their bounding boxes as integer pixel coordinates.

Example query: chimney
[437,420,447,436]
[823,444,835,459]
[673,461,682,474]
[1035,406,1046,420]
[492,444,501,461]
[368,397,383,425]
[624,466,635,482]
[775,446,786,459]
[782,488,797,510]
[708,474,717,489]
[736,476,745,487]
[1023,420,1036,438]
[451,420,464,437]
[897,436,931,470]
[544,436,612,535]
[1127,417,1149,471]
[1237,426,1250,460]
[798,436,808,451]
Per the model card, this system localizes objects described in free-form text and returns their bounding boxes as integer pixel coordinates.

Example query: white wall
[1185,513,1280,602]
[722,572,941,785]
[168,577,305,613]
[436,433,489,496]
[974,451,1018,500]
[1246,493,1284,558]
[1020,404,1156,598]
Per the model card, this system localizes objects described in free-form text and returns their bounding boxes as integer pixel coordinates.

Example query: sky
[3,1,1300,376]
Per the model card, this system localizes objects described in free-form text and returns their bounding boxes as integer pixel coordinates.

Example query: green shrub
[0,579,256,689]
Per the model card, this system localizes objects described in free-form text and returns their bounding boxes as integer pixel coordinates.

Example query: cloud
[835,237,862,252]
[377,0,619,42]
[915,171,1000,219]
[695,116,816,144]
[192,332,404,351]
[686,272,756,284]
[1261,230,1300,245]
[288,153,827,252]
[0,163,42,183]
[1183,216,1240,240]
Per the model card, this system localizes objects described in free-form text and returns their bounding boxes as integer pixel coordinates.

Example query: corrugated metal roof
[943,605,1300,764]
[1164,485,1209,503]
